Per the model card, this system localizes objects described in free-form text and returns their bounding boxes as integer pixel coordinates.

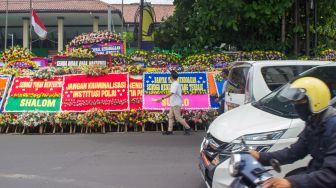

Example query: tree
[155,0,336,56]
[154,0,196,50]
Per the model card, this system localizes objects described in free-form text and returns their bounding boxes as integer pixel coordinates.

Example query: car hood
[209,104,293,142]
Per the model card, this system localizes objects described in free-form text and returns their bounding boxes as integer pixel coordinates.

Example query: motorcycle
[228,151,281,188]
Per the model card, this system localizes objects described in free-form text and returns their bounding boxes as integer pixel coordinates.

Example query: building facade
[0,0,174,55]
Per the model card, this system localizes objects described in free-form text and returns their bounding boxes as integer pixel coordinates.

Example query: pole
[111,12,115,32]
[121,0,124,32]
[305,0,310,56]
[314,0,318,53]
[294,0,299,57]
[29,0,33,51]
[108,5,111,31]
[10,34,13,48]
[4,0,8,49]
[138,0,144,49]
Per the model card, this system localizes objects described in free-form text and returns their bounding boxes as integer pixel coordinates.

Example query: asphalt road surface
[0,132,207,188]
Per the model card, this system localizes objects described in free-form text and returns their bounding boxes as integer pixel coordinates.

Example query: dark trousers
[218,101,225,115]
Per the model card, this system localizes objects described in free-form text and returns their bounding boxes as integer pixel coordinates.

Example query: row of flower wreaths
[0,109,218,134]
[1,32,336,133]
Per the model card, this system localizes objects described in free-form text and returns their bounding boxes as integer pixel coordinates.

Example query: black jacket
[259,107,336,188]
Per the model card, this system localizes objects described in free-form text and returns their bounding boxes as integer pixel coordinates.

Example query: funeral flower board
[61,73,129,112]
[4,76,63,112]
[143,72,210,110]
[0,75,12,112]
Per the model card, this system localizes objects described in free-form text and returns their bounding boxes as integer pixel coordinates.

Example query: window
[261,66,314,91]
[226,66,250,94]
[254,66,336,118]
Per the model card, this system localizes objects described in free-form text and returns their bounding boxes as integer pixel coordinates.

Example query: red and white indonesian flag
[31,10,47,38]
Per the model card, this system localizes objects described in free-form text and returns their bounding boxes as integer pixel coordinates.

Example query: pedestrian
[154,70,192,135]
[215,69,229,114]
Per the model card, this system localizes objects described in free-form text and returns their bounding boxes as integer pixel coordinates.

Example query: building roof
[0,1,174,23]
[111,4,174,23]
[0,0,114,12]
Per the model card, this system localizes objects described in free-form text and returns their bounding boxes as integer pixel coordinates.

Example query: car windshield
[253,65,336,118]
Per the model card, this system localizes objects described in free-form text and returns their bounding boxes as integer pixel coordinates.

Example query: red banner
[9,76,63,97]
[61,73,129,111]
[129,75,143,110]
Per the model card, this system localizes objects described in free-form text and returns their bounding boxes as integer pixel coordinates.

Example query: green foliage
[156,0,293,51]
[314,1,336,51]
[155,0,336,57]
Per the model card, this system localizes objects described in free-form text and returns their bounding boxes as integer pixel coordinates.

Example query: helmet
[279,77,331,113]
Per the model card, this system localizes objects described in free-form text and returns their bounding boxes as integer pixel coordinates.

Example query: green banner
[5,97,61,112]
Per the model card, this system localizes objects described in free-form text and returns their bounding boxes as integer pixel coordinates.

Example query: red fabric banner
[129,75,143,110]
[61,73,129,111]
[10,76,63,97]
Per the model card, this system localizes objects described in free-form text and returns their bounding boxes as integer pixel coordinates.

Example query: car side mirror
[270,159,281,173]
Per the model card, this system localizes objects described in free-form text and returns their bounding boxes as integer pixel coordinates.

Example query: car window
[255,66,336,118]
[226,66,250,94]
[261,66,314,91]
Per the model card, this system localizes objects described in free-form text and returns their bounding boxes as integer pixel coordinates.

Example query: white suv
[199,63,336,188]
[224,60,327,111]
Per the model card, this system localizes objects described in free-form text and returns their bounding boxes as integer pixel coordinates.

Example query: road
[0,132,207,188]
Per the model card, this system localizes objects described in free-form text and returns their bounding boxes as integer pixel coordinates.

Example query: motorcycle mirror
[270,159,281,173]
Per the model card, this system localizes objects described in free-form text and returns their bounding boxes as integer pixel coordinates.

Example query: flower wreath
[4,59,38,69]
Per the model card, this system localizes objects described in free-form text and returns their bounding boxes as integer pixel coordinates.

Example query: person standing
[215,69,229,114]
[154,70,192,135]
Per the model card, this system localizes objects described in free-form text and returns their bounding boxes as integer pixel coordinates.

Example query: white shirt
[170,81,183,106]
[222,81,227,94]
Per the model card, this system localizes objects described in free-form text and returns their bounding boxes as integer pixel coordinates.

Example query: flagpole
[29,0,32,51]
[4,0,8,50]
[121,0,124,32]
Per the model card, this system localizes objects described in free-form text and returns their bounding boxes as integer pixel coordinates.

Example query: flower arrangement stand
[69,124,77,134]
[59,123,64,133]
[141,125,145,133]
[124,124,128,133]
[134,124,138,132]
[5,125,11,134]
[117,122,124,132]
[22,126,29,134]
[73,125,77,134]
[194,123,198,132]
[53,123,64,134]
[108,124,112,132]
[161,123,164,132]
[101,126,106,134]
[53,125,57,134]
[39,125,44,134]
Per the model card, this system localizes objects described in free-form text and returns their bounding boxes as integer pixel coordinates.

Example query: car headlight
[242,130,287,141]
[228,154,241,177]
[212,143,272,166]
[225,143,273,153]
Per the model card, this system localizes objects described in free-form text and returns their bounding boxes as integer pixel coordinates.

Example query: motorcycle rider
[250,77,336,188]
